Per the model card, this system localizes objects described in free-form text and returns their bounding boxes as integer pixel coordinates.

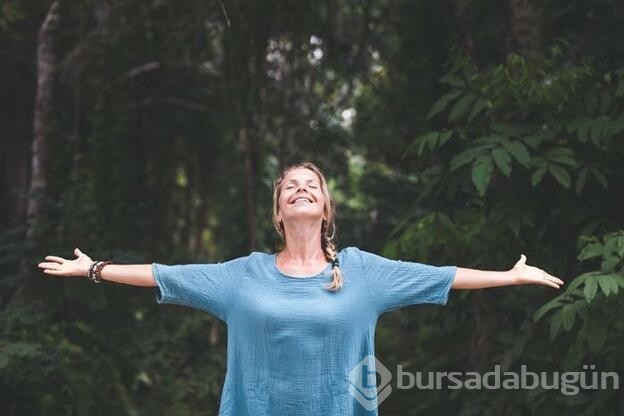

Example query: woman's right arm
[38,248,156,287]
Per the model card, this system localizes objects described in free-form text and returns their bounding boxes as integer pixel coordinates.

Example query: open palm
[512,254,563,289]
[38,248,92,277]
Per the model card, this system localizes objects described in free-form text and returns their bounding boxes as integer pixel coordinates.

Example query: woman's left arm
[452,255,563,290]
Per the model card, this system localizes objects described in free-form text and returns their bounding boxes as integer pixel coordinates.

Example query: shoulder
[339,246,376,260]
[338,246,375,266]
[339,246,362,258]
[226,251,275,274]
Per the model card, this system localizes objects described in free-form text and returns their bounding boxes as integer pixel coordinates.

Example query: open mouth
[290,197,313,204]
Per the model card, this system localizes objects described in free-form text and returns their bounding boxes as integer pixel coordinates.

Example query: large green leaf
[491,148,512,176]
[531,165,547,186]
[471,156,494,195]
[583,277,598,302]
[448,92,476,122]
[549,165,571,188]
[504,141,531,167]
[427,90,462,119]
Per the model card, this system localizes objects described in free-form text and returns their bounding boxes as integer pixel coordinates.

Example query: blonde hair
[272,162,343,290]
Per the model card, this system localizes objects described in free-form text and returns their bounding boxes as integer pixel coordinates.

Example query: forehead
[282,167,320,183]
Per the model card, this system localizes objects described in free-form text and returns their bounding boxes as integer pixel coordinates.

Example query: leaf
[601,256,620,273]
[533,298,563,321]
[597,276,612,297]
[568,271,597,290]
[604,236,618,256]
[471,157,494,196]
[609,276,620,295]
[550,311,563,340]
[491,148,512,177]
[504,141,531,167]
[448,92,476,122]
[468,97,489,121]
[442,75,465,88]
[583,277,598,302]
[590,168,608,189]
[561,304,576,332]
[450,144,492,171]
[531,165,547,186]
[546,148,576,167]
[549,165,571,188]
[578,242,603,261]
[409,131,453,155]
[428,90,462,119]
[616,236,624,257]
[575,167,588,195]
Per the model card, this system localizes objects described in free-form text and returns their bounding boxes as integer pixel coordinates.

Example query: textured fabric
[153,247,456,416]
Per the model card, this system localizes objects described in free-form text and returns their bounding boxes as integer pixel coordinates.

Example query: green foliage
[389,34,624,416]
[534,233,624,364]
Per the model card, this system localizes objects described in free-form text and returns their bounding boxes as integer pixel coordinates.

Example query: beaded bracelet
[88,260,112,283]
[88,261,98,279]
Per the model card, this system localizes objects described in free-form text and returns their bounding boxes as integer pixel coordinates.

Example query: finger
[42,269,64,276]
[546,274,564,285]
[519,254,527,264]
[547,281,561,289]
[45,255,66,263]
[38,262,61,269]
[542,276,561,289]
[74,248,83,257]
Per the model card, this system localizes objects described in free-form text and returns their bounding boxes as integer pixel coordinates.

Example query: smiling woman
[38,161,563,416]
[272,162,343,286]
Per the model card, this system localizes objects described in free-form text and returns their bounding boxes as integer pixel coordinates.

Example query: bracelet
[88,261,98,279]
[88,260,112,283]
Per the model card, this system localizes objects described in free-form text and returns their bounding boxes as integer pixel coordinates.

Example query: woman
[38,162,562,415]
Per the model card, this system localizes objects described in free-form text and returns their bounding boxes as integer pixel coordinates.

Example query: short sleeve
[152,256,247,321]
[358,249,456,314]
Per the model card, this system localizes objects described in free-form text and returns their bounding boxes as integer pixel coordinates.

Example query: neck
[280,222,325,264]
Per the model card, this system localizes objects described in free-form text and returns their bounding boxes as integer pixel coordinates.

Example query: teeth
[294,198,311,203]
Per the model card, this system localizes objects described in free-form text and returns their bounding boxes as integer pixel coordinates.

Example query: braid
[322,220,343,291]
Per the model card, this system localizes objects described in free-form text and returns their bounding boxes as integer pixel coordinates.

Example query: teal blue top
[153,247,456,415]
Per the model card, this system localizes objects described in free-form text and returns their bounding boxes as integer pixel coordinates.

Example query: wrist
[508,267,521,285]
[86,260,112,283]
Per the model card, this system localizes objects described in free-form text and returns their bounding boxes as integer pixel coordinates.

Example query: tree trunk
[25,1,61,243]
[239,127,258,251]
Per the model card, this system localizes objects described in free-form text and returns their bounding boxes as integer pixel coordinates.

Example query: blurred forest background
[1,0,624,414]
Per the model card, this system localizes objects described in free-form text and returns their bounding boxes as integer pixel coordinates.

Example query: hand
[38,248,93,278]
[512,254,563,289]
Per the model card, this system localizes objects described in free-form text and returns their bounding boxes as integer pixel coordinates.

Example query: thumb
[74,248,83,257]
[514,254,527,268]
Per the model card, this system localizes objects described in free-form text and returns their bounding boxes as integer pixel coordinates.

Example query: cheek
[277,194,288,214]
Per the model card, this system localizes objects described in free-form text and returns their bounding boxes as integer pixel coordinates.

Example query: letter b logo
[349,355,392,411]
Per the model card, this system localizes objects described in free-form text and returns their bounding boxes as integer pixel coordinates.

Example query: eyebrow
[283,179,319,184]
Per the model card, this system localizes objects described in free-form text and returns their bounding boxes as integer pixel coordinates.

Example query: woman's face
[277,167,326,226]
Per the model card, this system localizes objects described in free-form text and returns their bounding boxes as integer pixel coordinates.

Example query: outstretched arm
[452,254,563,290]
[38,248,156,287]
